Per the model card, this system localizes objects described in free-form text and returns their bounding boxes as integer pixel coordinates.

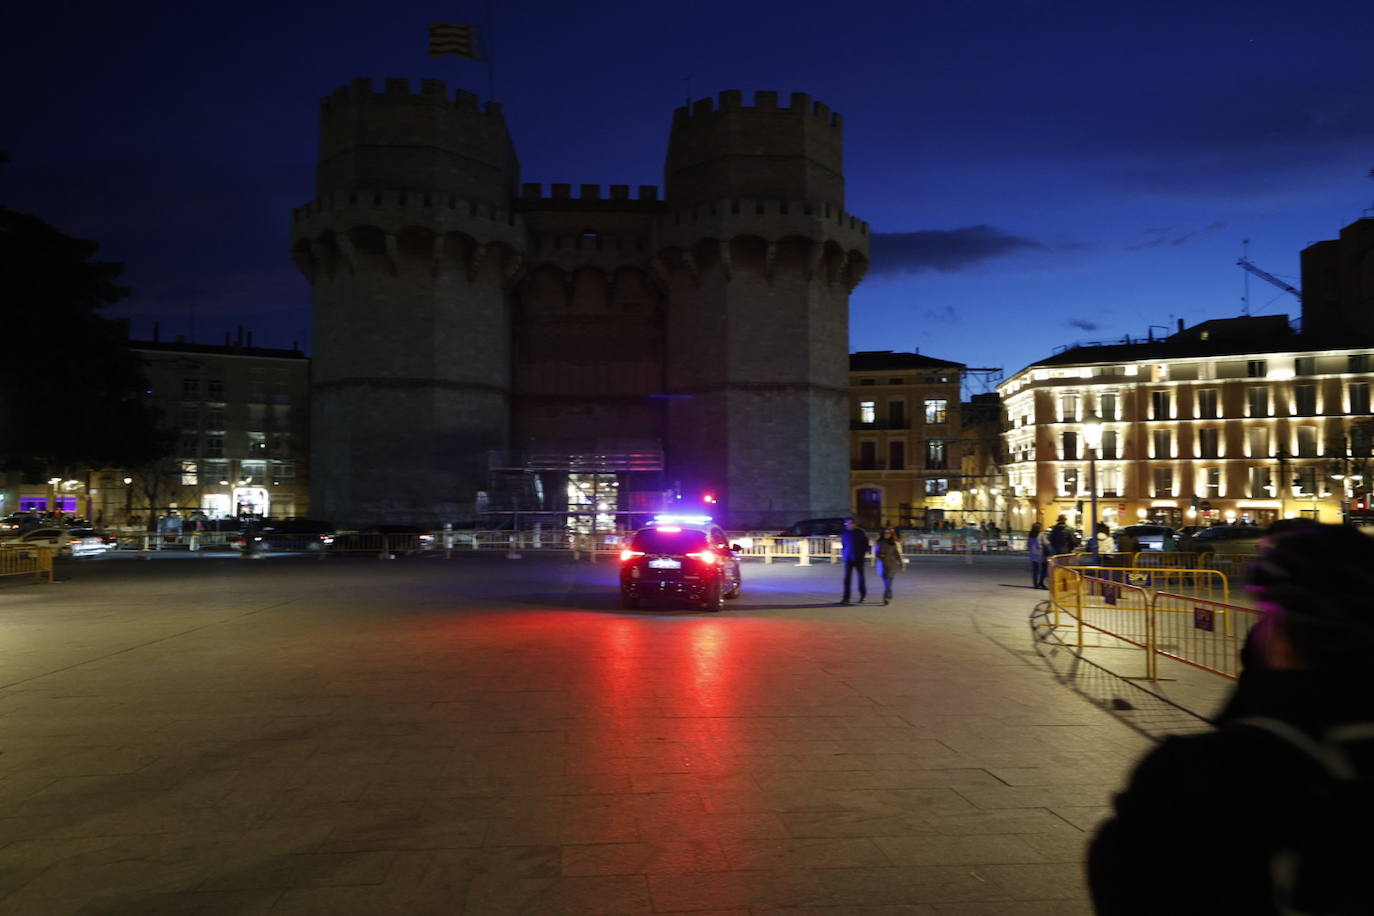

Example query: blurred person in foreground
[1087,523,1374,915]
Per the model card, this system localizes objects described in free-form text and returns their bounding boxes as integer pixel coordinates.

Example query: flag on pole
[428,23,484,60]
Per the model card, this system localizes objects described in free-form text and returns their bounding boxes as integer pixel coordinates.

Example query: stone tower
[292,81,868,529]
[291,78,524,526]
[657,91,869,526]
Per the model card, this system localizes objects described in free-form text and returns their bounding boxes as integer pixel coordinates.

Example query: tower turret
[656,91,868,528]
[664,89,844,211]
[292,78,524,526]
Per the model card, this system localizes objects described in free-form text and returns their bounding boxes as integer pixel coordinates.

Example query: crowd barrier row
[1042,554,1262,681]
[0,544,54,583]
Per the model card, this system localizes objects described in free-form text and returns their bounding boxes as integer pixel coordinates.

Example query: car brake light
[686,550,718,565]
[620,549,645,562]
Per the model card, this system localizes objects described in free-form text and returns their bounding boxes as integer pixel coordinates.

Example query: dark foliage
[0,205,171,475]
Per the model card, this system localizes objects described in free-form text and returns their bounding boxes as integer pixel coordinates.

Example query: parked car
[1190,524,1264,555]
[236,519,336,554]
[1115,524,1176,551]
[619,516,742,610]
[0,527,108,557]
[332,525,435,555]
[778,518,849,538]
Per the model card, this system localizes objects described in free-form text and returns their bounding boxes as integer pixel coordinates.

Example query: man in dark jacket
[839,517,870,604]
[1047,514,1076,555]
[1087,524,1374,914]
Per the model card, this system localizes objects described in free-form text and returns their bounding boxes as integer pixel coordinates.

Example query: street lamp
[1082,411,1104,561]
[123,477,133,522]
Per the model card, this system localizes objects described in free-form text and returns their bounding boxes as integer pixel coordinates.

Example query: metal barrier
[0,545,54,583]
[1043,559,1259,682]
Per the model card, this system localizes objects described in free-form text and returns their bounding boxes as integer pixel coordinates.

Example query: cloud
[1126,221,1225,251]
[1068,319,1100,332]
[869,225,1049,276]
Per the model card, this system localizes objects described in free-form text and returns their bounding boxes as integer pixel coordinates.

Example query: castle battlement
[292,189,518,227]
[321,77,505,122]
[664,199,869,235]
[671,90,841,129]
[518,183,661,203]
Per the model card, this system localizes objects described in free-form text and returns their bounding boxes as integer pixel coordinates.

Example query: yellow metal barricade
[1149,591,1261,680]
[0,545,54,583]
[1072,572,1158,678]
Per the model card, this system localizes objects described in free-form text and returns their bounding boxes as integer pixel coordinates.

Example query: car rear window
[632,528,709,553]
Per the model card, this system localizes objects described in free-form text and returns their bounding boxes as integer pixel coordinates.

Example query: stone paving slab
[0,554,1217,914]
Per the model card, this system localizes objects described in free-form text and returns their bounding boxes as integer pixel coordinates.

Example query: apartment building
[998,315,1374,532]
[849,351,966,529]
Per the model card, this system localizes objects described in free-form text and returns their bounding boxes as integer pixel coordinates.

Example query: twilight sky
[5,0,1372,393]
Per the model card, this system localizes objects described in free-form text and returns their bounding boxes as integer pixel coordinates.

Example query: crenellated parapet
[316,77,519,206]
[665,90,846,211]
[518,183,662,210]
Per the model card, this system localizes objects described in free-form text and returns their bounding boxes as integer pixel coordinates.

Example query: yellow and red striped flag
[427,23,484,60]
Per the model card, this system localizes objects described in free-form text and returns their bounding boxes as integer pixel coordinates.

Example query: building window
[180,460,198,485]
[1101,430,1119,460]
[1099,391,1118,421]
[924,399,947,424]
[1060,394,1079,422]
[1198,428,1220,459]
[180,406,199,428]
[1060,468,1079,496]
[859,378,876,386]
[888,400,906,427]
[859,441,877,468]
[1352,426,1373,458]
[272,460,296,484]
[205,436,223,458]
[1152,429,1172,458]
[888,441,904,470]
[272,383,290,405]
[1350,383,1370,414]
[1247,359,1268,378]
[925,440,947,470]
[1250,466,1273,498]
[1294,385,1317,416]
[248,432,267,452]
[924,478,948,496]
[203,460,228,484]
[207,379,224,400]
[206,407,224,429]
[270,433,291,457]
[1248,387,1270,417]
[181,378,200,399]
[1204,467,1221,498]
[1293,467,1317,495]
[1099,467,1121,498]
[180,433,199,456]
[858,401,876,424]
[1061,431,1079,460]
[1349,354,1370,373]
[888,377,903,385]
[1295,357,1317,376]
[1247,427,1270,457]
[241,461,267,485]
[1296,426,1318,458]
[1197,389,1218,419]
[1150,390,1170,419]
[249,382,267,403]
[1153,468,1173,497]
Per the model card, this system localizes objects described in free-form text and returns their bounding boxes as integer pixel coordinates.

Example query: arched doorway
[856,488,882,530]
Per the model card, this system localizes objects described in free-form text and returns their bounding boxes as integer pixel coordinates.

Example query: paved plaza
[0,552,1228,915]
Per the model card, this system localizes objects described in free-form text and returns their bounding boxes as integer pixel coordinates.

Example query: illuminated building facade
[121,338,311,523]
[848,351,968,529]
[999,316,1374,531]
[290,79,869,529]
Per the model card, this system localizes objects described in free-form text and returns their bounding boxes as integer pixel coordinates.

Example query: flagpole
[486,0,496,103]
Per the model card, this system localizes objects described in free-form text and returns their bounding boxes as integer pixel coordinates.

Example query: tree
[0,203,170,478]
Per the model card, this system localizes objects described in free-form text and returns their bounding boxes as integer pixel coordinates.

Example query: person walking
[1087,523,1374,914]
[1026,522,1049,589]
[874,528,905,604]
[839,518,870,605]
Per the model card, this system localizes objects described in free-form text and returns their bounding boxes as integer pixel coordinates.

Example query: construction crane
[1237,257,1301,303]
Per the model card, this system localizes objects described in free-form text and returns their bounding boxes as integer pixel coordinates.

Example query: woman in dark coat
[873,528,905,605]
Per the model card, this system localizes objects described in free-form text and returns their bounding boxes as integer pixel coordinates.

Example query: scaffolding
[479,449,667,532]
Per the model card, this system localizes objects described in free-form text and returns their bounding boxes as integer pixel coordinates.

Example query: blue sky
[4,0,1371,390]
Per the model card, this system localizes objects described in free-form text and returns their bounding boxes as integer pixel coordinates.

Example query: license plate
[648,558,681,569]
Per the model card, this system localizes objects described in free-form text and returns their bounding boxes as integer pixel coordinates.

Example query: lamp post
[122,477,133,523]
[1082,411,1104,561]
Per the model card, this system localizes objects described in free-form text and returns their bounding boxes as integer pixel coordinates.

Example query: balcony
[850,419,911,431]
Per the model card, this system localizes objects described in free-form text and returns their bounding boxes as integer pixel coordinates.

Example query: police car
[619,515,742,611]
